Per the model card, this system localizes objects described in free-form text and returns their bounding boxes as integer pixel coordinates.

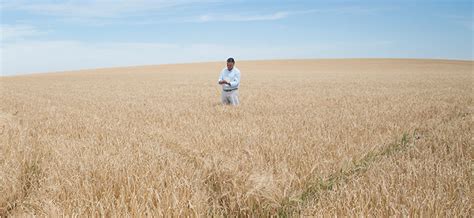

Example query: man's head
[227,57,235,71]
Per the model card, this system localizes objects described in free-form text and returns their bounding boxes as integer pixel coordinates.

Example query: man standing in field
[218,57,241,105]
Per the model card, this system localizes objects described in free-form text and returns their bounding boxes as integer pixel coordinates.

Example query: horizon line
[2,57,473,78]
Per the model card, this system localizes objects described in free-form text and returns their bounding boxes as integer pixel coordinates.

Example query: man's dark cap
[227,57,235,63]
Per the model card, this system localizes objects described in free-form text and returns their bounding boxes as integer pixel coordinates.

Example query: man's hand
[219,80,230,85]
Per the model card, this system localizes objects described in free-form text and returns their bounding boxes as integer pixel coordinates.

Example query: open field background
[0,59,472,216]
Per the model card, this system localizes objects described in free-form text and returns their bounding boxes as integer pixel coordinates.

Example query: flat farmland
[0,59,472,216]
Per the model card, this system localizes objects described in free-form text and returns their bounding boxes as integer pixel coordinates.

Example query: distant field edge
[2,58,472,78]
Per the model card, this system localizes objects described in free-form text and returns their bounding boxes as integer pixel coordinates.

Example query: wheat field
[0,59,472,216]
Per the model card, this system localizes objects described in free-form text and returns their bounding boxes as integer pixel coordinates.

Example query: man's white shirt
[218,67,241,91]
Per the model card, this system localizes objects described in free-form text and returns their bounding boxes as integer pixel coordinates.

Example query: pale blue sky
[1,0,472,75]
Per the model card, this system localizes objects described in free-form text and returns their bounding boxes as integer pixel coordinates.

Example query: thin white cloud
[2,0,221,18]
[3,1,389,25]
[0,24,45,41]
[189,7,390,23]
[195,11,290,22]
[319,6,389,15]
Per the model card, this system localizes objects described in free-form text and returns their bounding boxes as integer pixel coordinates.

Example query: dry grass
[0,59,472,216]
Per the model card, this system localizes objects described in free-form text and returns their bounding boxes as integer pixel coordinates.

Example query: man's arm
[229,71,240,87]
[217,69,226,84]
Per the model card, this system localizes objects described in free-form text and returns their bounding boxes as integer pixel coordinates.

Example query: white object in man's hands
[224,77,231,85]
